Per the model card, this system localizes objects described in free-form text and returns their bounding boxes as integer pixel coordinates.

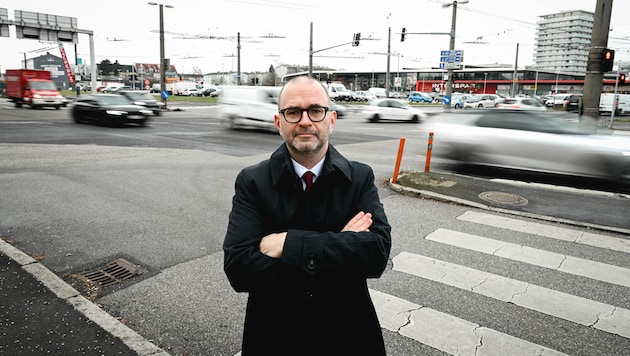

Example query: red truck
[6,69,67,109]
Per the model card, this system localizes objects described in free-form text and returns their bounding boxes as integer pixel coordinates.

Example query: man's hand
[259,232,287,258]
[342,211,372,232]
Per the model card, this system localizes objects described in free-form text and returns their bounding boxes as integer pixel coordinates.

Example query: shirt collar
[292,157,325,182]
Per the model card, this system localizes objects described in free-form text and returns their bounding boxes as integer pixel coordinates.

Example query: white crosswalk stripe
[370,289,570,356]
[426,228,630,288]
[370,210,630,355]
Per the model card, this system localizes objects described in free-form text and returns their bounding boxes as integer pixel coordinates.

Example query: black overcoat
[224,143,392,356]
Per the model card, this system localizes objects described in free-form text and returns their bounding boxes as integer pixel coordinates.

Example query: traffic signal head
[401,27,406,42]
[601,48,615,72]
[352,33,360,47]
[619,73,626,84]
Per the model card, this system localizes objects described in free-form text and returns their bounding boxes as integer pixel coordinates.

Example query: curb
[387,179,630,236]
[0,238,171,356]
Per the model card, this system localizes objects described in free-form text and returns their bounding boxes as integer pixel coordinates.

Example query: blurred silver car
[495,97,547,111]
[422,110,630,183]
[360,98,427,123]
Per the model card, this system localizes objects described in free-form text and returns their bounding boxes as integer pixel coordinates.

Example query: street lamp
[442,0,468,110]
[148,2,173,98]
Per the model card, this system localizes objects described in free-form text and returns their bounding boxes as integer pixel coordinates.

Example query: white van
[217,86,282,131]
[599,93,630,115]
[324,83,352,101]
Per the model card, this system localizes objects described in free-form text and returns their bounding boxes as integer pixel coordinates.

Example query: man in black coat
[224,75,392,355]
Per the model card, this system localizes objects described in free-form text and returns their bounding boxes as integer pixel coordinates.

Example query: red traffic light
[601,48,615,72]
[619,73,626,84]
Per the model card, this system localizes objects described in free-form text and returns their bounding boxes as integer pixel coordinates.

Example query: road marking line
[427,228,630,288]
[392,252,630,339]
[369,289,569,356]
[458,211,630,254]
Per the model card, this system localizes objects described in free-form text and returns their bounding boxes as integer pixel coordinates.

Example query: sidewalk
[0,238,170,356]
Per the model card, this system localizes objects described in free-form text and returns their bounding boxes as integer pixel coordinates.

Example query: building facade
[534,10,594,73]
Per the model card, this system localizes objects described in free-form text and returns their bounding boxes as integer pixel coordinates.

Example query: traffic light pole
[308,22,361,78]
[581,0,613,132]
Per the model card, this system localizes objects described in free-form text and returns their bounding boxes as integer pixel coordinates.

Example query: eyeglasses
[278,106,330,123]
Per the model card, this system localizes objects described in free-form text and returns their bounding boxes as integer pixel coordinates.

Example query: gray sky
[1,0,629,74]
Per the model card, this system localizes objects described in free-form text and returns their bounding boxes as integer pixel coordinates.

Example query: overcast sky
[1,0,629,74]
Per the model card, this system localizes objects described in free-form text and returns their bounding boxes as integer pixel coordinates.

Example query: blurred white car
[360,98,428,123]
[422,110,630,183]
[495,97,547,111]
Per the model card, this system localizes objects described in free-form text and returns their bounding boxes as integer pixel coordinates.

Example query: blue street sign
[161,90,169,100]
[443,95,451,105]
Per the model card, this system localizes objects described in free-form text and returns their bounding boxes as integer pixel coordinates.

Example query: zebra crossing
[371,210,630,355]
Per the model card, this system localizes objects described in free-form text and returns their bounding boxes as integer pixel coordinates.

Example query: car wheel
[410,115,420,123]
[478,103,483,108]
[369,114,380,123]
[455,103,461,109]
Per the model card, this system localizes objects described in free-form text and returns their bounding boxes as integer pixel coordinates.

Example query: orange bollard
[424,132,434,172]
[391,137,406,184]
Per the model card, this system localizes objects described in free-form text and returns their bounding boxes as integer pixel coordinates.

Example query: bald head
[278,76,331,109]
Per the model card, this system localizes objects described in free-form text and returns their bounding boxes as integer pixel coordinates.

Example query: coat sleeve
[223,169,279,292]
[282,165,392,279]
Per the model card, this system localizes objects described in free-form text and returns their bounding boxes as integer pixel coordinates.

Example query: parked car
[349,91,368,102]
[201,87,219,97]
[181,88,202,96]
[117,90,161,116]
[565,94,583,112]
[356,90,377,101]
[111,86,132,93]
[408,92,433,103]
[463,94,502,109]
[360,98,427,123]
[545,94,571,108]
[422,109,630,183]
[452,94,475,109]
[71,94,153,126]
[495,97,547,111]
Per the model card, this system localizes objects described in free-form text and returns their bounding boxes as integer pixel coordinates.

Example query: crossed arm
[259,211,373,259]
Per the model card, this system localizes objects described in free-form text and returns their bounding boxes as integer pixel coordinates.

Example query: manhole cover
[478,191,528,206]
[76,258,143,287]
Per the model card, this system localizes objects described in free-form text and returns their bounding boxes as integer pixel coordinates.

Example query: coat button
[307,259,317,270]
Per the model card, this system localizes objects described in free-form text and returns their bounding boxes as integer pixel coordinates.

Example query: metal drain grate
[478,191,528,206]
[79,258,143,287]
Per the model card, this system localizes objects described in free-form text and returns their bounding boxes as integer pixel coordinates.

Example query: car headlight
[33,94,42,99]
[140,110,153,115]
[106,110,127,116]
[134,101,146,106]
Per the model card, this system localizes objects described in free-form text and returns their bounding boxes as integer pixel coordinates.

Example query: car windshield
[30,81,57,90]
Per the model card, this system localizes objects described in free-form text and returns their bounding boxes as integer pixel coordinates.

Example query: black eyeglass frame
[278,106,330,123]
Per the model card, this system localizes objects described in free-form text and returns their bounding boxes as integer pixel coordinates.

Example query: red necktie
[302,171,314,192]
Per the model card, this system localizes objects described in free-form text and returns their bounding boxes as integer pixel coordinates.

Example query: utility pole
[237,32,241,85]
[582,0,614,132]
[442,1,467,110]
[386,27,391,97]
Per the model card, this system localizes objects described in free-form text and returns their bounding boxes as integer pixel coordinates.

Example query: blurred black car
[118,90,161,116]
[71,94,153,126]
